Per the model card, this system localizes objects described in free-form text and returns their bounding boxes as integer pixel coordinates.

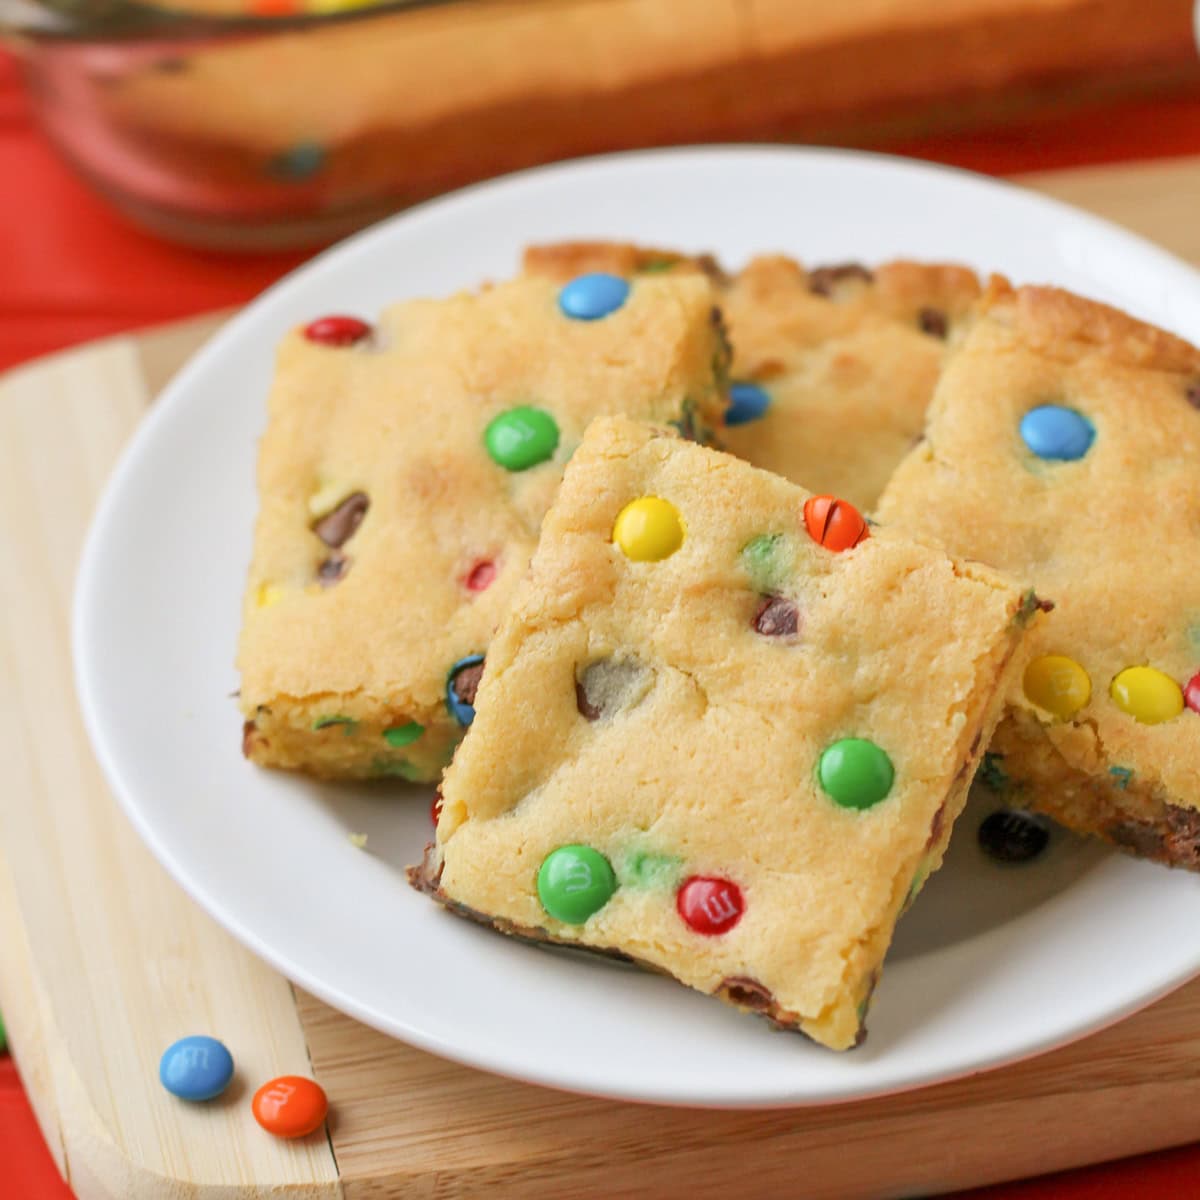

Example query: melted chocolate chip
[978,809,1050,864]
[317,553,348,585]
[452,661,485,707]
[753,595,799,638]
[808,263,874,297]
[1187,380,1200,410]
[313,492,369,548]
[717,977,774,1011]
[1165,805,1200,865]
[575,681,601,721]
[918,307,948,338]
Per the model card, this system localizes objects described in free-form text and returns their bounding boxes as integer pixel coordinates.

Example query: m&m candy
[612,496,685,561]
[726,382,771,427]
[537,845,617,923]
[1110,666,1183,724]
[978,809,1050,864]
[465,559,497,592]
[818,738,894,809]
[484,406,560,471]
[1185,670,1200,715]
[803,495,869,552]
[252,1075,328,1138]
[446,655,485,726]
[558,273,630,321]
[1019,404,1094,461]
[677,876,744,935]
[159,1036,234,1102]
[303,315,370,347]
[1023,654,1091,720]
[382,721,423,748]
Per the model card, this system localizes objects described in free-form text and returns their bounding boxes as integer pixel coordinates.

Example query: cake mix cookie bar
[412,416,1037,1048]
[524,242,980,510]
[238,273,730,781]
[878,279,1200,866]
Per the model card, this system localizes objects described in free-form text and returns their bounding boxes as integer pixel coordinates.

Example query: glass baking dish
[1,0,748,248]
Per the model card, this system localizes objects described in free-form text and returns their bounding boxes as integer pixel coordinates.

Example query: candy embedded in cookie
[411,416,1039,1049]
[237,271,730,782]
[878,278,1200,866]
[522,243,983,511]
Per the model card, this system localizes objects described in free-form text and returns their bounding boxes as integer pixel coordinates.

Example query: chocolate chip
[808,263,874,297]
[1187,380,1200,410]
[753,595,799,638]
[317,553,348,585]
[918,307,948,338]
[313,492,368,548]
[978,809,1050,864]
[452,661,484,707]
[575,682,601,721]
[1165,804,1200,865]
[717,976,774,1011]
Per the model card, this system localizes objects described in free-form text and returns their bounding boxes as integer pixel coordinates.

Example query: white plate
[75,147,1200,1107]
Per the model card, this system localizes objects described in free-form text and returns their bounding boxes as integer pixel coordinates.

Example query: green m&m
[818,737,894,809]
[537,845,616,923]
[484,406,560,471]
[382,721,424,748]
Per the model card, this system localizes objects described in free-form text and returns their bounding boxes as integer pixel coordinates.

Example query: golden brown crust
[521,241,724,282]
[980,276,1200,374]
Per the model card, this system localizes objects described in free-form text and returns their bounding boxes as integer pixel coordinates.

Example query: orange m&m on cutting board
[252,1075,328,1138]
[803,495,869,552]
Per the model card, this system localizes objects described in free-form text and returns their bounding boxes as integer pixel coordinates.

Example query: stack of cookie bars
[238,244,1200,1050]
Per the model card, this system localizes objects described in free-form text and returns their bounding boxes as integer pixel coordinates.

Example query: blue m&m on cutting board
[1019,404,1094,461]
[159,1035,235,1101]
[558,273,630,321]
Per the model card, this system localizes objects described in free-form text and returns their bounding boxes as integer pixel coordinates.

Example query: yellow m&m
[612,497,684,562]
[1023,655,1091,719]
[255,583,282,609]
[1110,667,1183,724]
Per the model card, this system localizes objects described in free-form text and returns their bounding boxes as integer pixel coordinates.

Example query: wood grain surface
[2,154,1199,1199]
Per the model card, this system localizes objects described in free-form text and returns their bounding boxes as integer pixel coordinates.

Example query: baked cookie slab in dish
[237,273,730,781]
[524,241,980,511]
[412,415,1040,1049]
[879,279,1200,866]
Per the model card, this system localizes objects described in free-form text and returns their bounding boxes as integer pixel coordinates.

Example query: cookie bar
[411,416,1037,1049]
[878,279,1200,866]
[237,273,730,781]
[523,242,980,510]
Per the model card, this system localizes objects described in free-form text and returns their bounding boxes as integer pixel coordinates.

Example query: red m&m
[677,876,744,935]
[1185,670,1200,715]
[465,559,497,592]
[303,315,371,347]
[803,495,869,552]
[251,1075,328,1139]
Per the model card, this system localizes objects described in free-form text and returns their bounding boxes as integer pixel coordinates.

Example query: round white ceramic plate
[75,147,1200,1108]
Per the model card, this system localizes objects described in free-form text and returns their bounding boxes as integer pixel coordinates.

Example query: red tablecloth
[5,42,1200,1198]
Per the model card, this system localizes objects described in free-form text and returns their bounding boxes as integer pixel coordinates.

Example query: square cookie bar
[238,273,730,781]
[878,280,1200,866]
[411,416,1037,1049]
[524,242,980,511]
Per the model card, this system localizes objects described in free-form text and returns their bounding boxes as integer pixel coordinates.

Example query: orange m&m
[252,1075,328,1139]
[803,495,869,552]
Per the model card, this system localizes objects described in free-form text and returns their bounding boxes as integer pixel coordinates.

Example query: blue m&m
[558,273,630,321]
[159,1036,234,1102]
[1019,405,1094,461]
[726,382,771,427]
[446,654,485,726]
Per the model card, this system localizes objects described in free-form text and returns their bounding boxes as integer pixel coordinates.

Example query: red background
[4,42,1200,1198]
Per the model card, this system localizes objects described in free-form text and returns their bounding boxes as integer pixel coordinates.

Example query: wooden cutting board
[3,156,1200,1200]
